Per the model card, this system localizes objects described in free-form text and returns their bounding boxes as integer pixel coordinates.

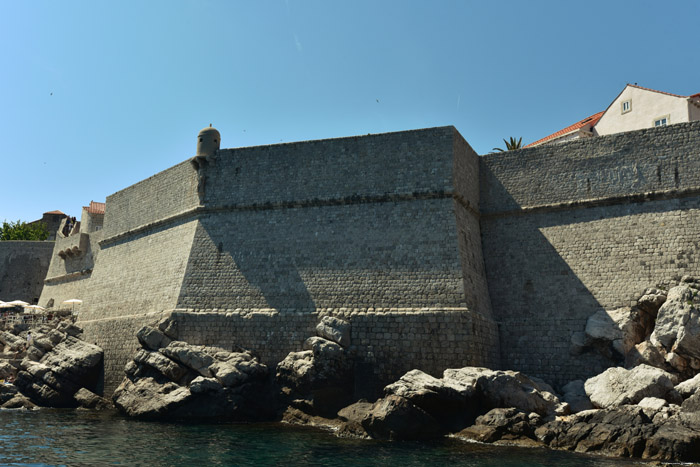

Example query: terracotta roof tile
[85,201,105,215]
[44,210,65,215]
[525,111,604,148]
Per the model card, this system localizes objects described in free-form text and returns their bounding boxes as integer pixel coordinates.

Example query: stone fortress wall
[66,126,499,395]
[32,119,700,395]
[0,241,54,303]
[480,120,700,386]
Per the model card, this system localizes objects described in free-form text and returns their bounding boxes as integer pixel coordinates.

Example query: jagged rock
[157,317,178,340]
[536,406,652,457]
[57,322,83,338]
[444,367,568,417]
[456,408,541,445]
[585,307,645,357]
[360,394,443,440]
[1,393,37,409]
[133,349,188,383]
[136,326,171,351]
[0,362,15,380]
[113,377,193,418]
[637,288,667,317]
[189,376,222,394]
[276,336,353,417]
[115,327,276,421]
[651,286,696,350]
[315,316,351,348]
[675,373,700,399]
[0,383,19,405]
[665,351,688,372]
[74,388,111,409]
[561,380,593,413]
[584,364,676,408]
[384,369,476,431]
[12,331,103,408]
[569,331,587,355]
[160,342,214,377]
[210,352,267,387]
[0,331,25,351]
[626,340,666,369]
[638,397,667,417]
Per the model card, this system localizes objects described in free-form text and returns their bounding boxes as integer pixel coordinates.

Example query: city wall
[0,241,54,303]
[480,120,700,386]
[71,126,499,395]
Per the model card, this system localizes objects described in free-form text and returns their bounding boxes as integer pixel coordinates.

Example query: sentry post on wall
[191,124,221,202]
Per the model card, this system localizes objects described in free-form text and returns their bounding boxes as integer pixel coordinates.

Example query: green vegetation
[0,220,50,241]
[492,137,524,152]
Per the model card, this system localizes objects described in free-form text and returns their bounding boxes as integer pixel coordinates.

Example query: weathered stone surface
[561,380,593,413]
[276,337,353,417]
[136,326,171,351]
[1,393,37,409]
[384,369,476,431]
[626,340,666,369]
[637,288,667,317]
[134,349,188,383]
[189,376,222,394]
[638,397,667,416]
[160,342,214,377]
[444,367,567,416]
[360,394,443,440]
[210,352,267,388]
[0,383,19,405]
[456,408,541,445]
[585,307,645,356]
[675,373,700,399]
[74,388,111,409]
[584,364,676,408]
[651,286,695,350]
[315,316,351,348]
[11,327,104,408]
[113,377,192,418]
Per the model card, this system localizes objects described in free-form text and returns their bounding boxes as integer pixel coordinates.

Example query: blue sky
[1,0,699,222]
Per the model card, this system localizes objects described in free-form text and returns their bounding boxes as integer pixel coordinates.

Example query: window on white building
[621,100,632,114]
[654,115,669,127]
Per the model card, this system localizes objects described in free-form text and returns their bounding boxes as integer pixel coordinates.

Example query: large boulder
[455,408,541,446]
[584,364,676,408]
[383,369,477,431]
[561,380,593,413]
[651,285,700,358]
[360,394,443,440]
[12,326,103,408]
[276,336,353,417]
[315,316,351,348]
[114,324,274,421]
[584,307,646,358]
[444,367,568,417]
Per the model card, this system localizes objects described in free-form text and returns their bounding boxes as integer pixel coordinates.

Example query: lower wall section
[482,195,700,388]
[79,312,170,395]
[80,307,500,398]
[0,241,54,303]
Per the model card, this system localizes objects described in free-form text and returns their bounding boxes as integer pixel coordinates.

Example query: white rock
[584,364,677,408]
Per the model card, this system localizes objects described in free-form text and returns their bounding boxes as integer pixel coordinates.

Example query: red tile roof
[524,111,604,148]
[85,201,105,215]
[44,210,65,215]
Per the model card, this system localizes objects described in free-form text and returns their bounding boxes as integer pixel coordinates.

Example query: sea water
[0,409,650,466]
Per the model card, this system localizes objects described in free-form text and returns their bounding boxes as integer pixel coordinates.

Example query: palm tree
[491,137,523,152]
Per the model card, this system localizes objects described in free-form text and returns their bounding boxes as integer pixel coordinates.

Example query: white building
[527,84,700,148]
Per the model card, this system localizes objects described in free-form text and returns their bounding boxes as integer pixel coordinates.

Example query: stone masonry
[31,120,700,395]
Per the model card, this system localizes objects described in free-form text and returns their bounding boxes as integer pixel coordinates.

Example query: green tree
[0,220,50,241]
[491,137,523,152]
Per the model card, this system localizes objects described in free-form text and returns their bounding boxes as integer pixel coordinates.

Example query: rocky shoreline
[5,278,700,462]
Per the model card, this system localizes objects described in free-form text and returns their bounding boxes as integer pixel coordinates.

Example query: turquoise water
[0,409,650,466]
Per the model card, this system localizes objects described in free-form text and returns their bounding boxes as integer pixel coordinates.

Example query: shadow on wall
[178,216,317,311]
[480,165,613,386]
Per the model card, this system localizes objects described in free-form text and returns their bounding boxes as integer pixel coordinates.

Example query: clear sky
[1,0,699,222]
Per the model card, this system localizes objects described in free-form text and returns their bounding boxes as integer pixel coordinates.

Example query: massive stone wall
[0,241,54,303]
[480,120,700,387]
[74,126,498,395]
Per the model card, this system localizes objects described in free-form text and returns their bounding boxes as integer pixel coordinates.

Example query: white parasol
[62,299,83,313]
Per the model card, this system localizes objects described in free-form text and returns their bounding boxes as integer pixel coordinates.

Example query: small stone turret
[196,125,220,157]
